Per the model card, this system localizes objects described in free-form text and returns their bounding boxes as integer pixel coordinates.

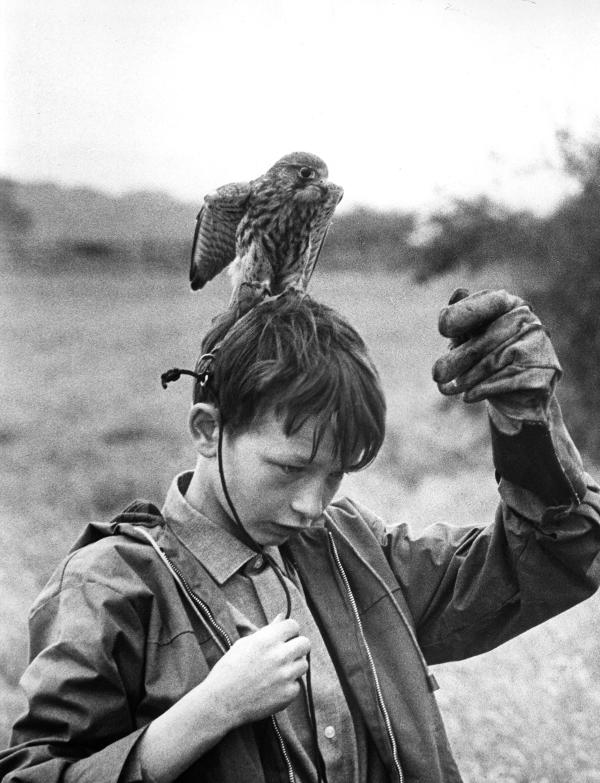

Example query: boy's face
[217,411,345,545]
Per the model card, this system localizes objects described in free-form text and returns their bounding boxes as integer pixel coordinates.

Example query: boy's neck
[184,464,242,541]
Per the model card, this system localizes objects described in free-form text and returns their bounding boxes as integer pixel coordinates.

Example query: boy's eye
[328,471,345,484]
[280,464,303,476]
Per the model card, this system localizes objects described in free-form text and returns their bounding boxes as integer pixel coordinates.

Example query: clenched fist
[135,616,311,783]
[206,616,311,727]
[432,288,561,422]
[432,288,587,506]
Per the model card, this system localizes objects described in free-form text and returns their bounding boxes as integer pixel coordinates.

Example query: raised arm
[433,288,586,507]
[383,289,600,663]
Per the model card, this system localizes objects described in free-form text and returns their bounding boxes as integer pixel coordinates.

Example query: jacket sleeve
[381,409,600,665]
[0,569,149,783]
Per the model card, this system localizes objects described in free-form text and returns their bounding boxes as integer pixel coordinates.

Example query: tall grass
[1,260,599,781]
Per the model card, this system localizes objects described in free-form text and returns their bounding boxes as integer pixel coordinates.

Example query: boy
[1,290,599,783]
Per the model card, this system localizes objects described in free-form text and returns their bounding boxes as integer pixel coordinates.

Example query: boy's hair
[195,293,386,472]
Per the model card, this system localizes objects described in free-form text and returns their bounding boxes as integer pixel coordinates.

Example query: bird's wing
[189,182,251,290]
[304,185,344,285]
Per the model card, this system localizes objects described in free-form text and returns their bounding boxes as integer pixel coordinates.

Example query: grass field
[1,261,599,781]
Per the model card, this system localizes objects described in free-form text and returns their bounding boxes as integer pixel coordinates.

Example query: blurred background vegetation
[2,130,600,781]
[408,129,600,459]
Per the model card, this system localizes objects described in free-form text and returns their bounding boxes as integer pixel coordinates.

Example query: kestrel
[189,152,343,313]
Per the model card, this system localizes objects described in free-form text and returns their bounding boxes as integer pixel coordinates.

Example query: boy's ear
[189,403,221,457]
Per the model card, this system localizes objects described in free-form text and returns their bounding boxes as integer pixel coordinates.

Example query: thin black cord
[217,422,259,552]
[162,333,327,780]
[300,656,328,783]
[217,421,292,619]
[217,419,328,781]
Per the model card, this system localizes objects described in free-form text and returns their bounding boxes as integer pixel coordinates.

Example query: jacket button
[324,725,336,739]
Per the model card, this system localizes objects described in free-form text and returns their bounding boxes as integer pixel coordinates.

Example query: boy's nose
[290,484,324,522]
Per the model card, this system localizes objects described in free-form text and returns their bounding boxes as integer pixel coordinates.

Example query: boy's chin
[254,522,302,546]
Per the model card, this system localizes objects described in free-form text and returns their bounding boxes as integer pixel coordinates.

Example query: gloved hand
[432,288,560,423]
[432,289,587,507]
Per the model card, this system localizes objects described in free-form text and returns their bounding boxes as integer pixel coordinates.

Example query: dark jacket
[2,460,600,783]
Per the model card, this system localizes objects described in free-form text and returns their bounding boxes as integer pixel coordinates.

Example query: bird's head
[269,151,329,180]
[265,152,340,203]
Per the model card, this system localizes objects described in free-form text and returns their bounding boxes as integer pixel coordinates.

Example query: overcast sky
[2,0,599,213]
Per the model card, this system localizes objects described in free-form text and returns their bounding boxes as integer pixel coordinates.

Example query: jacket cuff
[62,726,148,783]
[488,396,587,507]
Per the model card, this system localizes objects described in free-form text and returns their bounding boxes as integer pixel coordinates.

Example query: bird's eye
[298,167,314,179]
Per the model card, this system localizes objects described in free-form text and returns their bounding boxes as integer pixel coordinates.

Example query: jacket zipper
[327,520,439,694]
[270,715,296,783]
[137,528,297,783]
[327,531,405,783]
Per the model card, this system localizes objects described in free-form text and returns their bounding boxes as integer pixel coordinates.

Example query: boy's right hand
[202,616,310,728]
[136,617,310,782]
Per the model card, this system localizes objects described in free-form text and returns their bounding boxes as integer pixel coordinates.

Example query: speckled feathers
[189,152,343,311]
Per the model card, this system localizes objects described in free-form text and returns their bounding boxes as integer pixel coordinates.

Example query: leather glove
[432,289,587,507]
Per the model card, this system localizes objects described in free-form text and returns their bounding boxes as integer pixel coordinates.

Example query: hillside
[0,176,417,276]
[1,177,199,243]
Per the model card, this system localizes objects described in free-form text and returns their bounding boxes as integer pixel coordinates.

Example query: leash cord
[217,420,328,782]
[217,421,292,618]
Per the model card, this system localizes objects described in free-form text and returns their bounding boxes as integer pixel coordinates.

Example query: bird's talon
[284,284,307,298]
